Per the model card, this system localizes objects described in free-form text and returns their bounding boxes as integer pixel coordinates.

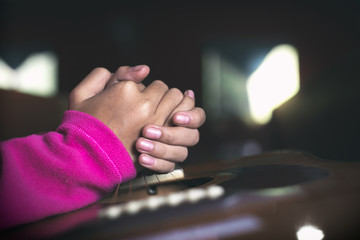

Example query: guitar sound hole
[145,177,214,195]
[111,177,215,202]
[166,177,214,188]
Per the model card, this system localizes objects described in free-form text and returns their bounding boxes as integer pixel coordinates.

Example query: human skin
[69,65,206,173]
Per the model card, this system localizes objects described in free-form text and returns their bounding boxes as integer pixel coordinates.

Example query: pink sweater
[0,110,136,230]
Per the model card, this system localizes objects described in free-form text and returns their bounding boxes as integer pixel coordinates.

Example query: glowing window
[203,42,299,125]
[247,45,299,124]
[0,52,58,97]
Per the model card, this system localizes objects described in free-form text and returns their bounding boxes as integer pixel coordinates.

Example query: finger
[106,65,150,87]
[142,80,169,105]
[142,125,200,146]
[69,67,112,108]
[136,137,188,161]
[164,90,195,126]
[137,154,177,173]
[172,107,206,128]
[155,88,184,125]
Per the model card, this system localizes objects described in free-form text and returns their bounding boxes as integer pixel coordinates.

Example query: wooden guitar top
[2,151,360,239]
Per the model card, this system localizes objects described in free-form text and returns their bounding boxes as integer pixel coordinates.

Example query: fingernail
[145,127,162,139]
[185,89,195,99]
[138,139,154,152]
[130,65,144,72]
[174,113,190,125]
[140,155,155,166]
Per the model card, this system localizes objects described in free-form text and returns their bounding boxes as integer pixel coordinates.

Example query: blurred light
[242,140,262,156]
[0,52,58,97]
[256,186,302,197]
[133,215,262,240]
[296,225,324,240]
[247,44,300,125]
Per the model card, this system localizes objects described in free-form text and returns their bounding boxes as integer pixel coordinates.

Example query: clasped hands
[68,65,205,173]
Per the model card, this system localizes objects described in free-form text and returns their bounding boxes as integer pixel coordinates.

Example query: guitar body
[3,151,360,239]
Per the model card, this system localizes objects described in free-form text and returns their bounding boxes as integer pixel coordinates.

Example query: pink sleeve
[0,110,137,230]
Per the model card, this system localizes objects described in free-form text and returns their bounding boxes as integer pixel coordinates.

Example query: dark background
[1,0,359,163]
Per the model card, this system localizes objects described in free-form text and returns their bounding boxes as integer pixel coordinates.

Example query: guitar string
[112,183,121,203]
[110,168,182,203]
[110,172,151,203]
[155,174,160,183]
[143,174,149,192]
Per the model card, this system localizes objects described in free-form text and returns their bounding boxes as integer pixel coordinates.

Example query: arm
[0,110,136,230]
[0,68,184,229]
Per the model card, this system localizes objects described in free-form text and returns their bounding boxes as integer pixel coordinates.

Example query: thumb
[106,65,150,87]
[68,67,112,109]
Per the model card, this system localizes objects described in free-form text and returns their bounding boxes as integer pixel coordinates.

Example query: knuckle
[93,67,111,78]
[168,87,183,97]
[168,88,184,102]
[122,80,137,88]
[138,99,155,117]
[181,97,195,110]
[154,80,169,91]
[115,80,138,92]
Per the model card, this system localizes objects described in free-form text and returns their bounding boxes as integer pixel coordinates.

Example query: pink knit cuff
[59,110,136,182]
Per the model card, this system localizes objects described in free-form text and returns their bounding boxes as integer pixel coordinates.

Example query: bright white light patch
[247,44,300,125]
[296,225,324,240]
[0,52,58,97]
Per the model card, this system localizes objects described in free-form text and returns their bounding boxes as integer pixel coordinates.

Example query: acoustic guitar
[2,151,360,239]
